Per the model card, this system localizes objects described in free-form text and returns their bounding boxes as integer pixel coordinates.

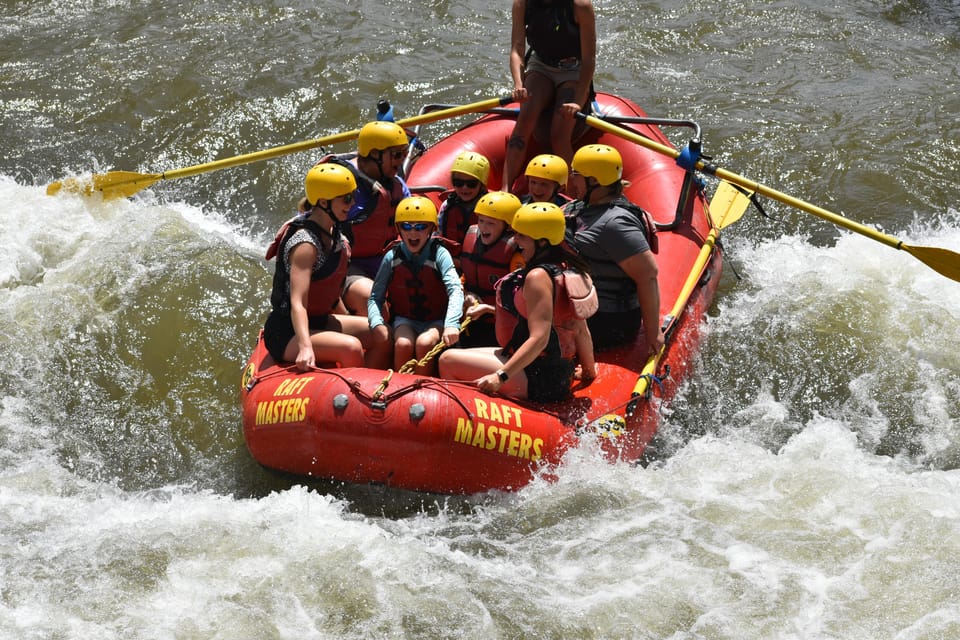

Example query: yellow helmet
[395,196,438,225]
[572,144,623,186]
[524,154,568,186]
[474,191,522,224]
[510,202,566,246]
[305,163,357,204]
[358,121,407,156]
[450,151,491,185]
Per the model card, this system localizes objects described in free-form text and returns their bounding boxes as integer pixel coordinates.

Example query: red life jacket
[460,226,517,305]
[495,263,581,359]
[383,238,454,322]
[438,189,485,254]
[266,216,350,317]
[318,153,407,259]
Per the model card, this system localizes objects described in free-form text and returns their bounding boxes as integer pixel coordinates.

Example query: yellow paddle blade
[708,181,753,229]
[903,244,960,282]
[46,171,161,200]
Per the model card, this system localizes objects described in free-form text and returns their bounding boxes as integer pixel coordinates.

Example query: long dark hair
[527,238,590,275]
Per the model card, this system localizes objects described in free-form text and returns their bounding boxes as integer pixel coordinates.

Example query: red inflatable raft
[241,93,725,494]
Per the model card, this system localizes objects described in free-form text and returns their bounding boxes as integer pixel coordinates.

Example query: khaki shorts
[525,52,582,86]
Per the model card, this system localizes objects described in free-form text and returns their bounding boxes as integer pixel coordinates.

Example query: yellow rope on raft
[397,315,474,374]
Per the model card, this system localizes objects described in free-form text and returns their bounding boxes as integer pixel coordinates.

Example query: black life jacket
[267,217,350,317]
[495,263,581,360]
[524,0,580,66]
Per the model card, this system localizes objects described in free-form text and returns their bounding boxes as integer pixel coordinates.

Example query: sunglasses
[387,149,407,160]
[339,193,355,204]
[399,222,430,232]
[452,177,480,189]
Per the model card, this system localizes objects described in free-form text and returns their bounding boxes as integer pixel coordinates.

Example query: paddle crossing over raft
[240,93,725,494]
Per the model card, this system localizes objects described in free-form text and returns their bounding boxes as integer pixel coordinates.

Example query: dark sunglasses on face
[399,222,430,232]
[339,193,355,204]
[452,177,480,189]
[387,149,407,160]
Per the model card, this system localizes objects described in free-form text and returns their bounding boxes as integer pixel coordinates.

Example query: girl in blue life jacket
[263,164,392,371]
[367,196,465,375]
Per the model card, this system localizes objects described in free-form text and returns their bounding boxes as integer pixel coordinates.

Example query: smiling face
[329,192,355,222]
[526,176,558,203]
[512,232,536,261]
[475,214,508,246]
[398,221,434,253]
[451,171,482,202]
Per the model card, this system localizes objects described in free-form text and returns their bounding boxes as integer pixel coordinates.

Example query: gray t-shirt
[571,202,650,313]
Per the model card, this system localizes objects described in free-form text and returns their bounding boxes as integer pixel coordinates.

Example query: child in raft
[459,191,523,347]
[437,151,490,252]
[367,196,464,375]
[520,153,573,207]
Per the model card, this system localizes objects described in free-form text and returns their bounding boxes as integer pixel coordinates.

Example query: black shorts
[524,356,575,403]
[587,309,642,351]
[458,316,498,348]
[263,311,331,362]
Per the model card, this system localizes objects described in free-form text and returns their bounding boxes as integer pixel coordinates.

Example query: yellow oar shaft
[583,114,901,249]
[632,226,720,398]
[630,183,752,397]
[51,96,512,197]
[584,113,960,282]
[162,97,511,182]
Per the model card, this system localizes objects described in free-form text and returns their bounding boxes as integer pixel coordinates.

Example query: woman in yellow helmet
[263,163,391,371]
[566,144,663,355]
[439,202,596,402]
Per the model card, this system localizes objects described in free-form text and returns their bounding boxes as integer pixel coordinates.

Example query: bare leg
[437,347,529,398]
[501,72,555,192]
[393,324,417,370]
[414,326,443,376]
[282,327,364,368]
[328,314,393,369]
[551,83,579,163]
[342,276,373,316]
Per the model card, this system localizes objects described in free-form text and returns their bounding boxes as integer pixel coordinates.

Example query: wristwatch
[496,369,509,383]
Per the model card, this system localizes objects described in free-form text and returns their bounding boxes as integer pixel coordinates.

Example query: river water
[2,1,959,638]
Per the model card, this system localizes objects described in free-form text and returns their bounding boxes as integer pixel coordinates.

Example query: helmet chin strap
[309,201,340,230]
[583,178,602,204]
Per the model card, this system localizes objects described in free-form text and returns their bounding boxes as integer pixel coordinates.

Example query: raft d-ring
[241,363,257,391]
